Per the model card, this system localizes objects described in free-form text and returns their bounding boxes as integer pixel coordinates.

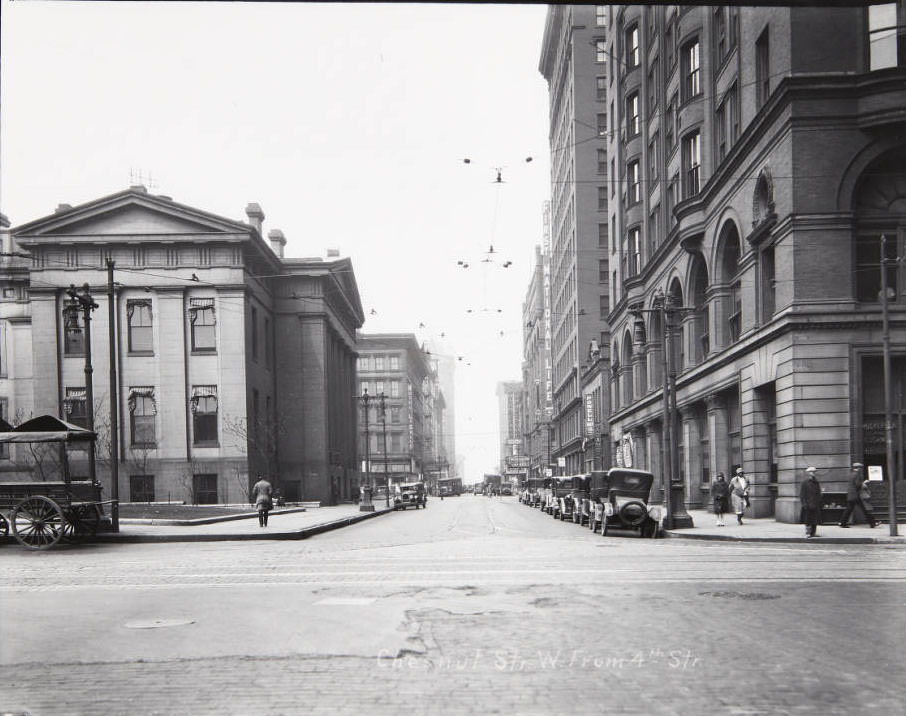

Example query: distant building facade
[539,4,613,476]
[356,333,439,489]
[603,4,906,521]
[0,187,364,506]
[497,381,524,477]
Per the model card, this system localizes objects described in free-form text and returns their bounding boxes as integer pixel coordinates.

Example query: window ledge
[128,351,155,358]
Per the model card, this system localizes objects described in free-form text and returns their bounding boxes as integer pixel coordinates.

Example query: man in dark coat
[839,461,877,528]
[799,466,822,538]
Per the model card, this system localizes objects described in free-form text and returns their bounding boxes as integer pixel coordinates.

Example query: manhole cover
[699,591,780,600]
[124,618,195,629]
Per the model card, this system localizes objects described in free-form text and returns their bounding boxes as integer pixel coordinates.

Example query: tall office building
[539,4,612,476]
[603,4,905,521]
[497,380,524,476]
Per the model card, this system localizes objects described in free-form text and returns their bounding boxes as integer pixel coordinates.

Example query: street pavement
[1,495,904,716]
[87,500,906,545]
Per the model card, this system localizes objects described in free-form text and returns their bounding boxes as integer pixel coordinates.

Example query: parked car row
[518,469,662,538]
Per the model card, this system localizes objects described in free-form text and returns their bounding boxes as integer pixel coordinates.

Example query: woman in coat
[728,468,749,525]
[710,472,730,526]
[252,475,273,528]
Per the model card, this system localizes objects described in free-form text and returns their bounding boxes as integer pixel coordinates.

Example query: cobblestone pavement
[1,496,904,715]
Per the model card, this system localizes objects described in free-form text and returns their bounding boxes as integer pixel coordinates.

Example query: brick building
[0,187,363,505]
[602,4,905,521]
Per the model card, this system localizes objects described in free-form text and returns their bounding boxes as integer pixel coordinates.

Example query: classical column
[706,394,729,483]
[647,420,664,503]
[682,409,703,509]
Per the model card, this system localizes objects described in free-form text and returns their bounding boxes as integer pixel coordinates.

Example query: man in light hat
[799,466,822,538]
[839,462,877,528]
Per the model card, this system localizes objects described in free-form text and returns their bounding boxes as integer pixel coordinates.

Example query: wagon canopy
[0,415,97,443]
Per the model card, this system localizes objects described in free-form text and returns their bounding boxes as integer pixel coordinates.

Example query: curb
[664,531,905,545]
[118,506,309,526]
[90,506,396,544]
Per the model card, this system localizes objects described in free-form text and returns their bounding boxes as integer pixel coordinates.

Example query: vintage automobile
[551,476,583,520]
[563,475,589,523]
[586,471,612,532]
[600,468,662,538]
[522,477,545,507]
[394,481,427,509]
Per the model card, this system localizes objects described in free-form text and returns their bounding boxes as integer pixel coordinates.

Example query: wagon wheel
[11,495,66,550]
[63,504,101,543]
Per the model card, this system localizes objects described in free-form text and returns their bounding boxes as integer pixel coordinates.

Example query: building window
[360,381,369,395]
[375,355,385,371]
[598,186,607,211]
[391,434,401,452]
[389,355,399,370]
[596,76,607,100]
[628,160,641,204]
[596,39,607,63]
[390,380,400,398]
[756,28,770,108]
[127,300,153,353]
[628,227,641,275]
[647,59,659,111]
[251,306,259,361]
[191,385,218,445]
[682,38,701,100]
[64,387,88,428]
[665,97,676,150]
[727,84,739,144]
[610,160,616,197]
[192,474,218,505]
[856,232,900,302]
[869,4,900,70]
[713,7,727,64]
[129,387,156,446]
[716,103,727,162]
[626,92,640,137]
[264,317,272,366]
[598,223,608,248]
[0,400,8,458]
[129,475,154,502]
[189,298,216,352]
[596,5,606,27]
[599,259,608,283]
[600,294,608,320]
[626,24,640,68]
[683,131,701,197]
[648,134,659,182]
[597,149,607,175]
[130,475,155,503]
[597,113,607,136]
[728,7,739,49]
[761,246,776,320]
[666,22,676,71]
[390,406,400,424]
[63,306,85,355]
[667,174,679,224]
[649,208,660,250]
[375,381,384,396]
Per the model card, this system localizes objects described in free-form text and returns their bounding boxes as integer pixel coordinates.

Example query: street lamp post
[631,290,694,529]
[358,388,375,512]
[379,392,390,508]
[880,235,899,536]
[66,284,99,486]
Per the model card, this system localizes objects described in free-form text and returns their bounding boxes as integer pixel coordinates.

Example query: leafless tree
[222,410,288,494]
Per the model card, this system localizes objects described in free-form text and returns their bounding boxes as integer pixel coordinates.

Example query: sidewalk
[664,509,906,544]
[93,503,396,543]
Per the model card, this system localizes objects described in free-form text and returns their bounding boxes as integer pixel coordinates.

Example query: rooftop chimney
[245,203,265,235]
[268,229,287,259]
[55,203,73,214]
[326,248,340,258]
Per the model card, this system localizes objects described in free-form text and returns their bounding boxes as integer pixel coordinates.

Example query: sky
[0,1,553,480]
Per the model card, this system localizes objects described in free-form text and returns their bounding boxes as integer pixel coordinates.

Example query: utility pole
[358,388,374,512]
[379,392,389,508]
[106,261,119,532]
[880,235,899,536]
[66,284,98,485]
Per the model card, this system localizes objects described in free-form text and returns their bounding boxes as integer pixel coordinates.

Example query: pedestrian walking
[728,467,750,525]
[799,466,823,538]
[710,472,730,526]
[839,461,878,528]
[252,474,273,528]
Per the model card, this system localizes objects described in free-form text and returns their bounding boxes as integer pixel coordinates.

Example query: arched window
[621,332,634,405]
[716,221,742,344]
[853,147,906,303]
[689,254,709,362]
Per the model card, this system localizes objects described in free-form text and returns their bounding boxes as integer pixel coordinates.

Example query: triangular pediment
[13,189,251,239]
